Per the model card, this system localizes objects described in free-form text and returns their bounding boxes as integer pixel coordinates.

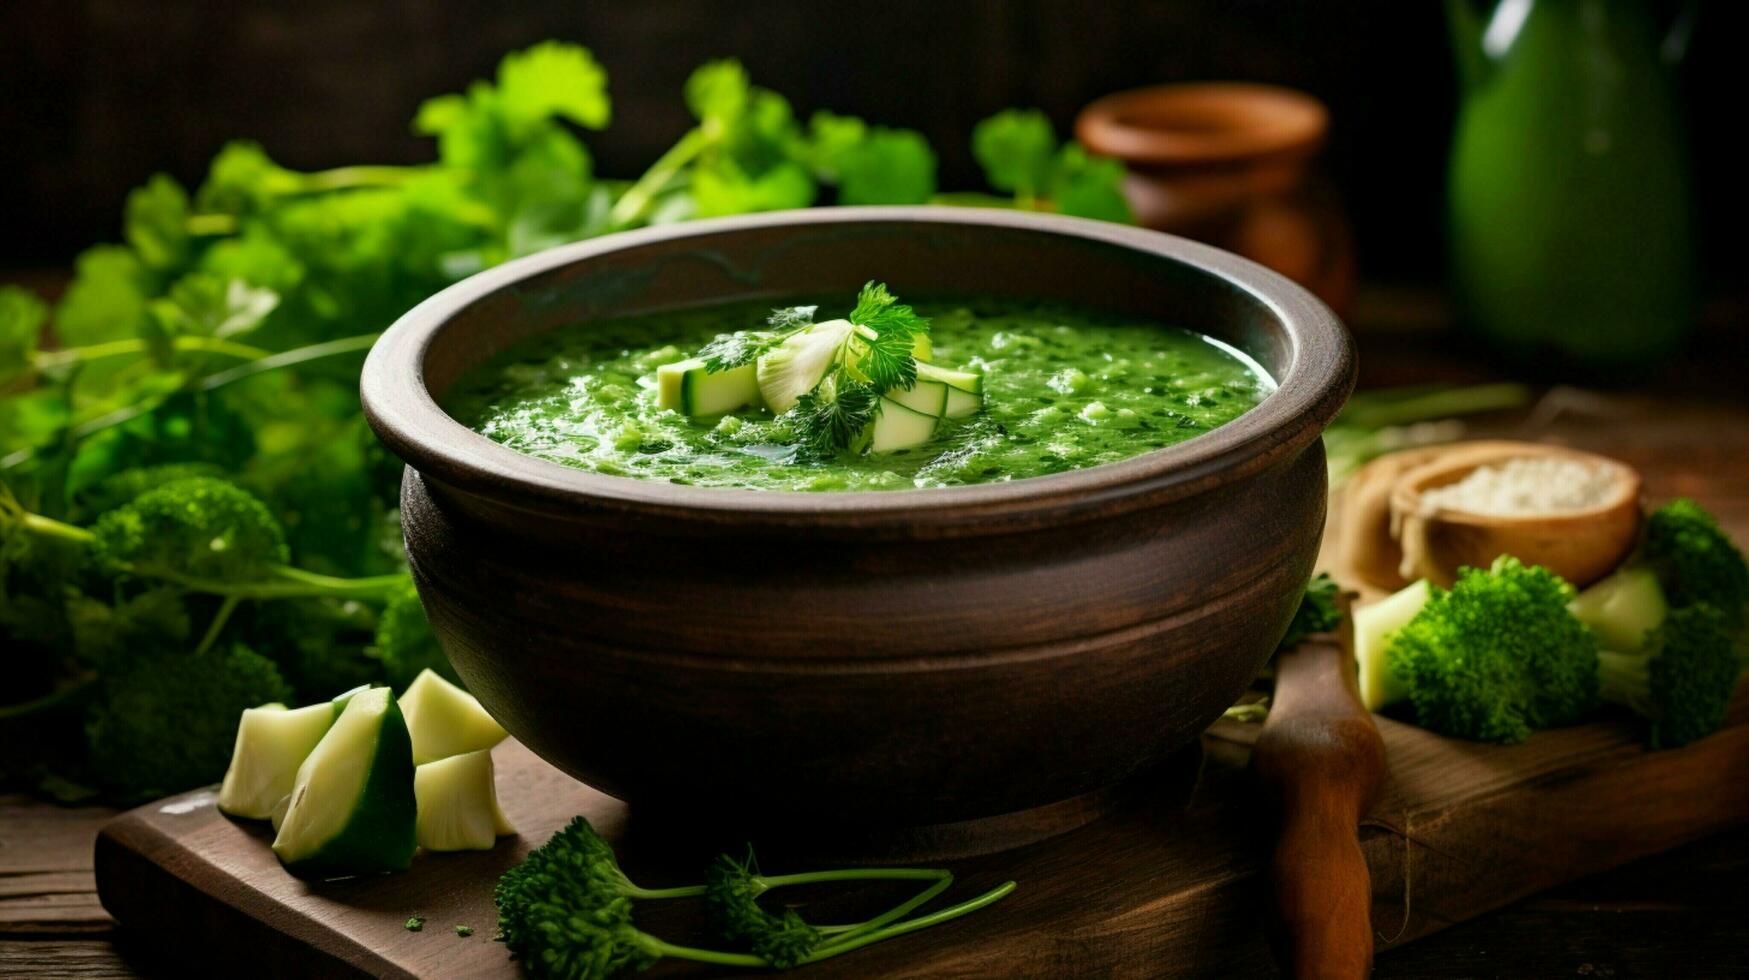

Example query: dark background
[2,0,1742,290]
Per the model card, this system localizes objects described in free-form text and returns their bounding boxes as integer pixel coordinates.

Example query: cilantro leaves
[846,282,928,391]
[972,109,1134,222]
[789,378,878,462]
[699,306,818,372]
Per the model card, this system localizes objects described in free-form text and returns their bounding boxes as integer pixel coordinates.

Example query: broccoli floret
[89,477,288,582]
[1643,499,1749,629]
[706,853,823,968]
[1597,604,1740,749]
[494,816,1015,979]
[1277,572,1343,653]
[493,816,701,978]
[72,463,227,521]
[1389,556,1599,743]
[371,578,457,689]
[85,643,290,799]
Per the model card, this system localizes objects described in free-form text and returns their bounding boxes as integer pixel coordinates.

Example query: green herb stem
[0,675,98,720]
[193,596,242,657]
[1,333,381,472]
[609,127,710,229]
[185,213,239,237]
[32,336,273,373]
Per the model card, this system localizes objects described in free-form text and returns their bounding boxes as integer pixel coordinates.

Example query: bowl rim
[361,206,1353,529]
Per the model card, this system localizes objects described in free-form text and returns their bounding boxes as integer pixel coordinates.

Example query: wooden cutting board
[93,688,1749,979]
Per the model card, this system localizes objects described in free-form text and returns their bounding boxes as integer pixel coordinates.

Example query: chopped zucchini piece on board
[271,686,417,878]
[1353,579,1433,711]
[414,749,515,851]
[401,668,509,765]
[218,702,340,820]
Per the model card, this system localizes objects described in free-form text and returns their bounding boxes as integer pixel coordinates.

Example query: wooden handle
[1251,599,1387,980]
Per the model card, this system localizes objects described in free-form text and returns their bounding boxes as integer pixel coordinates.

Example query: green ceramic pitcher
[1445,0,1697,373]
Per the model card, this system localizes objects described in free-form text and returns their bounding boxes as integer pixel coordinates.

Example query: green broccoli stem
[608,126,711,229]
[9,513,406,602]
[152,566,409,602]
[813,874,953,945]
[635,936,767,969]
[1596,649,1652,715]
[754,867,950,891]
[797,880,1018,964]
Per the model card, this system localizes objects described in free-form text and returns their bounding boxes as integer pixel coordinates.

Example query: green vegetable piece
[90,477,288,583]
[1353,579,1432,711]
[401,668,508,765]
[0,286,48,388]
[972,109,1058,200]
[86,644,292,800]
[835,128,937,206]
[1598,604,1741,748]
[656,358,761,416]
[886,380,949,418]
[406,915,425,932]
[271,686,417,878]
[865,398,938,455]
[756,319,854,414]
[454,925,474,937]
[124,174,192,272]
[1643,499,1749,629]
[915,361,982,395]
[705,853,823,968]
[1570,566,1668,653]
[1388,557,1599,743]
[414,749,515,852]
[1277,572,1343,653]
[217,700,341,819]
[373,579,455,690]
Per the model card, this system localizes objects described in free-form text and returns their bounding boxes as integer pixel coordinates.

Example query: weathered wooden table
[3,289,1746,977]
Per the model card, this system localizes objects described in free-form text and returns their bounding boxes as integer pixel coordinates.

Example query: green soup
[445,297,1271,492]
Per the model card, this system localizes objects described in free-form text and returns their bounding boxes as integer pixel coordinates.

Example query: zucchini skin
[281,697,418,879]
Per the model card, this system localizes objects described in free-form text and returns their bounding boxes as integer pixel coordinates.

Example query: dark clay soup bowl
[361,207,1353,851]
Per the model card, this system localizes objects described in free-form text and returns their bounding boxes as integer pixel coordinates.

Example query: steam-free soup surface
[445,297,1271,492]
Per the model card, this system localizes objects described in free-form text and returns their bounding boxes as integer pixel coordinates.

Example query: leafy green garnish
[846,281,929,391]
[405,914,425,932]
[790,378,879,462]
[971,108,1134,222]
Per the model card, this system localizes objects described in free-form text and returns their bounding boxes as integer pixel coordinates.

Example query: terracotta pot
[1077,82,1355,315]
[361,208,1353,849]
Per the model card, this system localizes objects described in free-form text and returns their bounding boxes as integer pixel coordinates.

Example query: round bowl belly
[362,207,1354,838]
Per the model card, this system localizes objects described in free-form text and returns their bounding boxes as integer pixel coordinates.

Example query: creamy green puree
[445,297,1271,491]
